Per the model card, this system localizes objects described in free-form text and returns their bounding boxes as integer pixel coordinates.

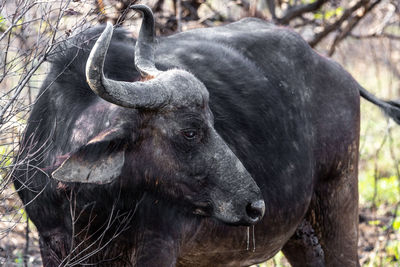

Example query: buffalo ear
[52,129,127,184]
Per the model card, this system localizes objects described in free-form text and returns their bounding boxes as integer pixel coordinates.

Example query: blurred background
[0,0,399,266]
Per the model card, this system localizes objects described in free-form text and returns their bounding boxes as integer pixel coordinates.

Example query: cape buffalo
[13,4,400,267]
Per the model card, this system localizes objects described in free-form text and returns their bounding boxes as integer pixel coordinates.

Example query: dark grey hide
[13,4,400,267]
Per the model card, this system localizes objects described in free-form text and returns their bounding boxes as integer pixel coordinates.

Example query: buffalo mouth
[191,201,213,217]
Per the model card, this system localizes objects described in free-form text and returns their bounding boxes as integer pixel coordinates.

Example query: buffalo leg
[281,219,325,267]
[39,229,71,267]
[134,198,181,267]
[313,175,359,266]
[134,232,179,267]
[283,149,360,266]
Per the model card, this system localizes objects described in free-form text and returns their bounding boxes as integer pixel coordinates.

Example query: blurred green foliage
[314,6,344,20]
[0,15,6,32]
[0,145,13,181]
[359,174,399,207]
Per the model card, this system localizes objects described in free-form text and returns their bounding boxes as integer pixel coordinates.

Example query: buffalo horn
[85,14,169,109]
[130,4,161,78]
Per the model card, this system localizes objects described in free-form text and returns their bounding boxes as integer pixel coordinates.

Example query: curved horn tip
[85,21,114,96]
[92,21,114,49]
[102,21,114,38]
[129,3,159,78]
[105,21,113,30]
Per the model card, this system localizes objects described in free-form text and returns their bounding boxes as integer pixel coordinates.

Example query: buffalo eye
[181,129,198,140]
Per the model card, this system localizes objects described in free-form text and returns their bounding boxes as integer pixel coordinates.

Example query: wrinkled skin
[13,18,365,266]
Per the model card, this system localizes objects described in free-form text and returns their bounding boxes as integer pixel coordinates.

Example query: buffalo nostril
[246,200,265,221]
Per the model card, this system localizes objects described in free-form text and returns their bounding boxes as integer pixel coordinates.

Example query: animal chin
[213,213,242,226]
[193,208,209,216]
[192,201,213,217]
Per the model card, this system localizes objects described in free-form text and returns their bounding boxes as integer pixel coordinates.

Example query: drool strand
[252,225,256,252]
[246,226,250,251]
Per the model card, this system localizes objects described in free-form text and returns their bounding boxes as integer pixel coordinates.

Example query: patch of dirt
[358,205,400,266]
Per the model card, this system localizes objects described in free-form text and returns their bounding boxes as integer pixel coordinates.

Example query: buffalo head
[52,5,264,226]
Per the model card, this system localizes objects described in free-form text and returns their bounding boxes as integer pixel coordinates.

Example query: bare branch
[309,0,377,47]
[328,0,382,56]
[350,32,400,40]
[0,2,37,42]
[176,0,182,32]
[277,0,328,25]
